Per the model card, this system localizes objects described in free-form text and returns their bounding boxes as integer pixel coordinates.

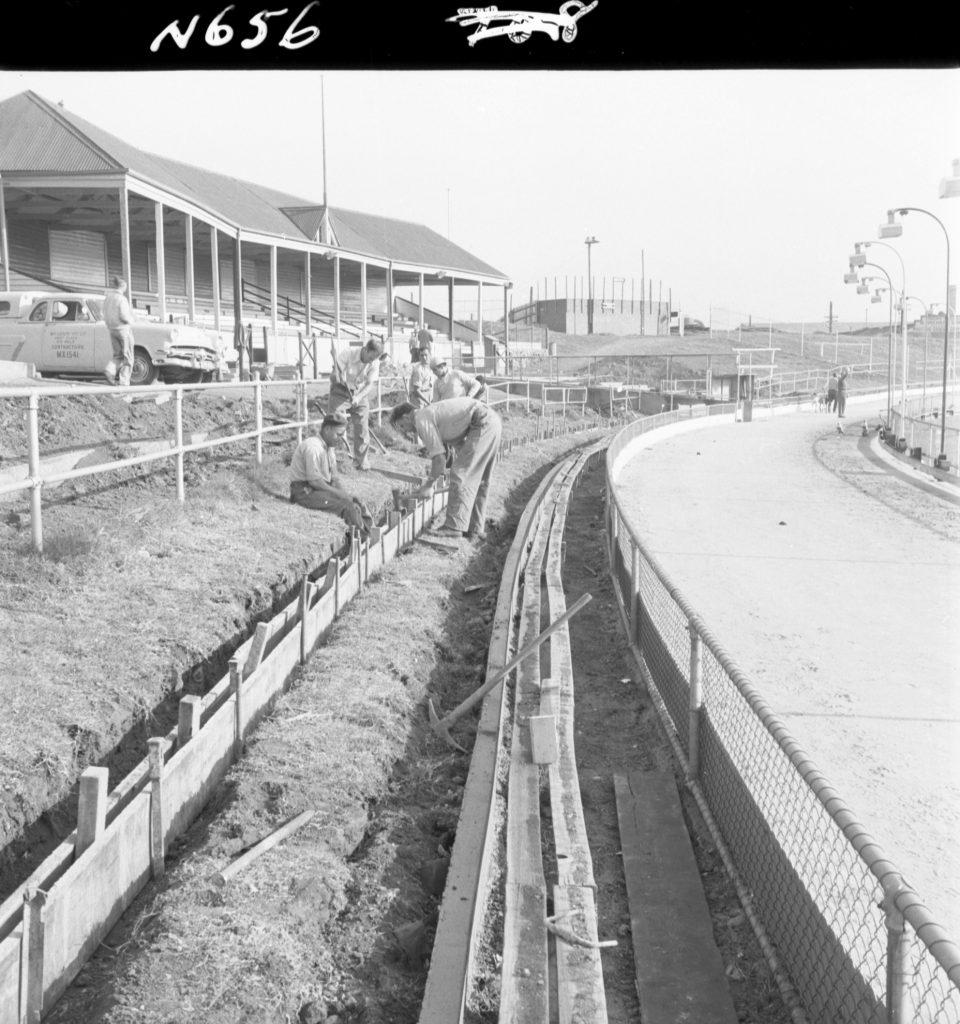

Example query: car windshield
[85,299,103,320]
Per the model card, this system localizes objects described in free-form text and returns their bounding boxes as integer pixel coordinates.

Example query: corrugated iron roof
[0,91,509,282]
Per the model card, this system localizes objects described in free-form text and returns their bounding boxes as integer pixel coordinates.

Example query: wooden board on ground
[613,770,739,1024]
[417,534,462,554]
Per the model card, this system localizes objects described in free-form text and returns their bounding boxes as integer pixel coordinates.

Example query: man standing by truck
[103,276,135,386]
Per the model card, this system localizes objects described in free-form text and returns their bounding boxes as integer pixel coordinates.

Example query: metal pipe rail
[0,374,411,552]
[420,437,609,1024]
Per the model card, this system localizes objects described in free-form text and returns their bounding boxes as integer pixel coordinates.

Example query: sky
[0,68,957,328]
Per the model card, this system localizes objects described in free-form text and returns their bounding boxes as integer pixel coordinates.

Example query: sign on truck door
[40,299,106,373]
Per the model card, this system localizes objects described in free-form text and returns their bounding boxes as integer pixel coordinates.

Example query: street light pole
[855,240,907,414]
[585,235,598,335]
[884,208,952,467]
[905,296,930,410]
[858,263,895,422]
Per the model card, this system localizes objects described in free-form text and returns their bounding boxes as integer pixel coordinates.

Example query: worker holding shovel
[390,397,502,541]
[327,337,383,471]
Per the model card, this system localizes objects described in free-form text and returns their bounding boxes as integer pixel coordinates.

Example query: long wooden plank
[420,460,570,1024]
[544,464,596,891]
[614,771,739,1024]
[500,503,553,1024]
[553,884,609,1024]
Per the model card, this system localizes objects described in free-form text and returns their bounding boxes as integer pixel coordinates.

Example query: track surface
[613,399,960,941]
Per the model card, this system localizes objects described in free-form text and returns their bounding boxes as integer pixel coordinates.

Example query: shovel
[428,592,592,750]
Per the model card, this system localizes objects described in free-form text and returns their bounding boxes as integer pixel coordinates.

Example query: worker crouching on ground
[390,397,502,540]
[328,337,383,471]
[289,412,377,539]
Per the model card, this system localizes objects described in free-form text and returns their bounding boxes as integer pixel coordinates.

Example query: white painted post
[27,393,42,554]
[76,767,109,857]
[230,657,244,760]
[21,887,47,1024]
[147,738,165,878]
[174,386,185,502]
[178,694,202,747]
[254,371,263,465]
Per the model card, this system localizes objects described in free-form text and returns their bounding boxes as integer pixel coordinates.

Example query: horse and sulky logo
[447,2,598,47]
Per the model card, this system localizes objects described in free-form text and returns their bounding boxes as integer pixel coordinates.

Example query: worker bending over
[390,397,502,541]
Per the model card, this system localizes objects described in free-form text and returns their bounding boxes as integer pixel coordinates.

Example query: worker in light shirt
[289,413,376,537]
[430,356,483,403]
[390,397,502,541]
[327,337,383,470]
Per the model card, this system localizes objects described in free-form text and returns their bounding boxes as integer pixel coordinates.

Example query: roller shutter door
[49,229,107,288]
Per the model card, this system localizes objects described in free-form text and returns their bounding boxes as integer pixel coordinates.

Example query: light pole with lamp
[585,236,598,335]
[904,296,930,411]
[853,239,907,413]
[881,208,952,468]
[848,262,895,422]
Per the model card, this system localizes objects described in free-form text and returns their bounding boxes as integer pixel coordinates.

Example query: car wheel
[130,348,159,386]
[561,24,578,41]
[508,31,531,43]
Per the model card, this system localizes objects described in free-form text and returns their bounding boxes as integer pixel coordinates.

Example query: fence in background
[604,407,960,1023]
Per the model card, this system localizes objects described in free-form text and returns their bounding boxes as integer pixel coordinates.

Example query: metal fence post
[27,393,42,554]
[884,881,912,1024]
[688,624,703,780]
[174,387,185,502]
[254,371,263,465]
[629,542,640,647]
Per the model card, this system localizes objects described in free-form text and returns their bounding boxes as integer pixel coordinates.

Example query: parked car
[0,292,220,385]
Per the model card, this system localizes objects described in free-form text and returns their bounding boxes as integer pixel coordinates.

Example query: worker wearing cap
[289,412,376,537]
[328,337,383,471]
[430,355,482,403]
[103,275,135,386]
[407,346,433,409]
[390,397,502,540]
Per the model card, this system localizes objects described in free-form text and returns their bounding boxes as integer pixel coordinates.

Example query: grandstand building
[0,91,511,371]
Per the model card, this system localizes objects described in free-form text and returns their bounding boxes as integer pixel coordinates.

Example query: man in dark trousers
[289,412,376,538]
[390,397,502,540]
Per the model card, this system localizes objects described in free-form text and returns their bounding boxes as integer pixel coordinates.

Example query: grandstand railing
[604,404,960,1024]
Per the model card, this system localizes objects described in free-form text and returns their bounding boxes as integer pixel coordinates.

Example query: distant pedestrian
[328,337,383,471]
[826,372,839,413]
[103,275,135,386]
[417,323,434,350]
[407,346,433,408]
[836,366,849,417]
[289,412,376,537]
[431,356,482,402]
[390,397,502,540]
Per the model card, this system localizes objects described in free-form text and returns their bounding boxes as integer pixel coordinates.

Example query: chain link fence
[605,407,960,1023]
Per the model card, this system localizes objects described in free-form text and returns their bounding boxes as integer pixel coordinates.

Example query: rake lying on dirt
[428,592,593,750]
